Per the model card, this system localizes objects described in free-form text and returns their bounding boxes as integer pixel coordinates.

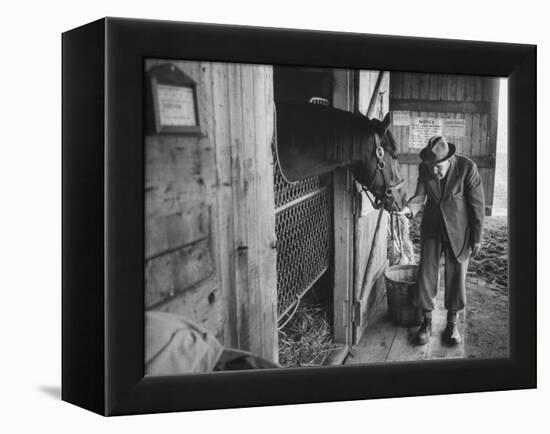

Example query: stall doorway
[273,66,338,367]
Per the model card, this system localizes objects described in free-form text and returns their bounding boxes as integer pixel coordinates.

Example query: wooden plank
[448,75,458,101]
[426,289,465,360]
[327,344,350,366]
[404,73,413,99]
[428,74,439,100]
[346,296,397,365]
[456,75,466,101]
[333,169,353,345]
[484,167,496,216]
[145,238,215,308]
[240,64,261,355]
[455,112,466,154]
[486,81,500,152]
[481,113,489,156]
[480,167,494,215]
[389,99,490,114]
[481,77,490,102]
[145,135,206,217]
[210,62,237,348]
[217,64,277,361]
[228,63,249,350]
[151,273,224,336]
[484,78,500,215]
[463,113,473,159]
[415,74,427,99]
[471,112,481,156]
[333,67,356,345]
[391,72,402,100]
[252,65,278,361]
[386,324,429,362]
[473,76,483,101]
[438,74,449,101]
[145,203,210,260]
[366,71,385,118]
[397,153,495,168]
[354,204,388,343]
[464,75,474,102]
[402,112,410,151]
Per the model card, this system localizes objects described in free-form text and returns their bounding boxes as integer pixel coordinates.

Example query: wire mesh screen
[274,157,331,317]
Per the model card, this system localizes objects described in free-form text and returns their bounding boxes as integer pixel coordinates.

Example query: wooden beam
[398,152,495,168]
[366,71,385,118]
[145,238,215,308]
[390,99,490,114]
[333,169,353,345]
[327,344,350,365]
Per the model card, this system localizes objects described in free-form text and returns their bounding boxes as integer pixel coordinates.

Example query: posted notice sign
[410,117,443,148]
[156,84,197,127]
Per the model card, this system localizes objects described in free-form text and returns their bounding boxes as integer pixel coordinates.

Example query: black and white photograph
[144,60,509,374]
[2,0,544,429]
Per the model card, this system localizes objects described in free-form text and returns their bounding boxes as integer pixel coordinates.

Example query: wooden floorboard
[345,300,397,364]
[426,290,466,360]
[386,325,429,362]
[345,290,465,365]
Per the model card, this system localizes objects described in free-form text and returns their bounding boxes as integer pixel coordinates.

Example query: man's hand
[470,242,482,257]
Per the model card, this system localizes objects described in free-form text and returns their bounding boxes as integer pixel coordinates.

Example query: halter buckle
[376,146,385,160]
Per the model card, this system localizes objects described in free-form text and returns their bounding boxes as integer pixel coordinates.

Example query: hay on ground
[278,302,335,367]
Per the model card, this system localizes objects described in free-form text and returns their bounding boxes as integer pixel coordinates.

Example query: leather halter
[360,133,404,210]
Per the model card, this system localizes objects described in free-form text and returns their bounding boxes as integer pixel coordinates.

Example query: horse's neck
[332,132,377,166]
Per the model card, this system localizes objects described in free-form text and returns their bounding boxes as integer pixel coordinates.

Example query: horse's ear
[382,112,391,132]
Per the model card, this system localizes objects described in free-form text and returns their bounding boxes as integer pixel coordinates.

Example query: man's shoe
[442,322,462,346]
[415,317,432,345]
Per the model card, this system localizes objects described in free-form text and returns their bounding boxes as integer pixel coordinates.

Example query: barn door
[350,71,391,344]
[389,73,499,215]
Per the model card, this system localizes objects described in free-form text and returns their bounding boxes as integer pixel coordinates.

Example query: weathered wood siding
[331,70,390,344]
[145,60,277,361]
[353,71,390,343]
[390,73,499,214]
[331,69,356,345]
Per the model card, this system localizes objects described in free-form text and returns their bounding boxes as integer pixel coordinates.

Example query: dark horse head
[347,113,407,212]
[275,102,407,212]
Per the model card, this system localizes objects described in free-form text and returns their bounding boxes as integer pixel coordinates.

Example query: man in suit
[399,135,485,346]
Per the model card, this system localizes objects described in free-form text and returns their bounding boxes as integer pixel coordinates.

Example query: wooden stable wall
[332,69,356,346]
[353,71,390,344]
[390,73,499,214]
[145,60,278,362]
[331,69,390,345]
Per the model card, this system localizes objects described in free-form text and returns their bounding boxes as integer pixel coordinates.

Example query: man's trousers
[415,235,469,313]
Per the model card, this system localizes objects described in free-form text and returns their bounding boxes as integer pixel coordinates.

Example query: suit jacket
[406,155,485,263]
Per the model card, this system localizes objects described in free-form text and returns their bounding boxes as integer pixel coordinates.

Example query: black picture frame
[62,17,536,416]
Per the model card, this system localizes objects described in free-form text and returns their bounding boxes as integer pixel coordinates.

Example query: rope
[359,207,386,299]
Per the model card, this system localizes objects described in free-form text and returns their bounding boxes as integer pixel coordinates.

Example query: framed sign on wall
[148,63,201,134]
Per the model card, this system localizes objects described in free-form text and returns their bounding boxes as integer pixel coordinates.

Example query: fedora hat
[419,135,456,164]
